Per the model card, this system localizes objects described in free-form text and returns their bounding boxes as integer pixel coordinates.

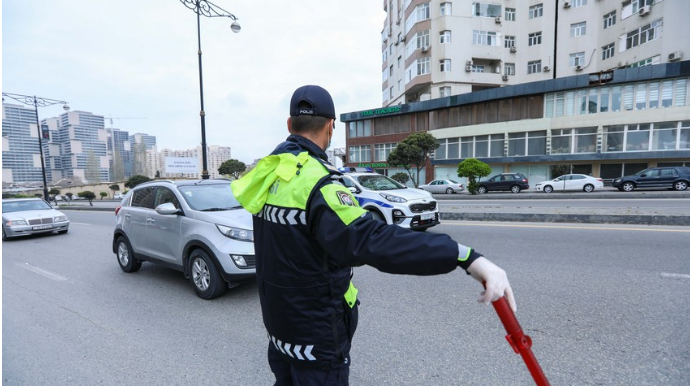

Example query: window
[571,22,586,37]
[471,65,485,73]
[440,2,451,16]
[440,30,451,44]
[572,0,587,7]
[603,11,616,29]
[504,63,516,76]
[389,65,393,77]
[440,59,451,72]
[570,52,585,67]
[374,143,397,161]
[652,122,679,150]
[473,30,500,46]
[472,3,502,17]
[349,145,371,163]
[389,87,394,99]
[131,187,154,208]
[405,3,430,34]
[528,60,542,74]
[348,120,372,138]
[624,19,662,50]
[602,43,615,60]
[504,35,515,48]
[154,187,180,209]
[440,86,451,98]
[508,132,526,156]
[528,32,542,46]
[417,57,430,75]
[505,8,516,21]
[529,4,543,19]
[382,68,389,82]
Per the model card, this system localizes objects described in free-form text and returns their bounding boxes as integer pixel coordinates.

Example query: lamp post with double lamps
[2,92,69,200]
[179,0,240,179]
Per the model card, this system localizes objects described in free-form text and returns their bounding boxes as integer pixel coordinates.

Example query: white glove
[466,257,517,312]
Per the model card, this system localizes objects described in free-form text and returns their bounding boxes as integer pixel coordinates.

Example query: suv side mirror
[348,187,359,194]
[156,202,181,215]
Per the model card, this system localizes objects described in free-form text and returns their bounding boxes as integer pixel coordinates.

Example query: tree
[132,142,148,177]
[65,192,74,202]
[386,132,439,188]
[390,172,410,185]
[457,158,492,195]
[99,192,108,200]
[111,148,125,183]
[78,191,96,206]
[125,175,152,189]
[49,188,61,205]
[109,184,120,198]
[218,159,247,180]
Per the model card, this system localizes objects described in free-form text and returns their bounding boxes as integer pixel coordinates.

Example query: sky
[2,0,385,164]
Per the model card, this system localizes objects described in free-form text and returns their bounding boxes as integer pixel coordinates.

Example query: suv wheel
[445,188,454,194]
[116,236,141,273]
[510,185,522,193]
[583,184,595,193]
[368,209,386,223]
[543,185,553,193]
[477,186,487,194]
[189,249,226,300]
[674,181,688,191]
[622,182,635,192]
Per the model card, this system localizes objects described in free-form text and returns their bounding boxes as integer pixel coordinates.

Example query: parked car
[339,168,439,230]
[113,193,124,200]
[112,179,255,299]
[534,174,604,193]
[2,198,70,240]
[476,173,529,194]
[419,179,465,194]
[612,166,690,192]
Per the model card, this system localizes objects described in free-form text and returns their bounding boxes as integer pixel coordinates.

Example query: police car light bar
[338,167,374,173]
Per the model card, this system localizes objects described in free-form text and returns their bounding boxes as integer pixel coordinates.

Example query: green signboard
[360,105,402,117]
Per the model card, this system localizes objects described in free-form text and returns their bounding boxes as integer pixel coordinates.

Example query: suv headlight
[217,225,254,242]
[379,193,407,203]
[6,220,28,226]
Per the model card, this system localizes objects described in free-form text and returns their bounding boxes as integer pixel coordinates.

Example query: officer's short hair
[291,104,331,135]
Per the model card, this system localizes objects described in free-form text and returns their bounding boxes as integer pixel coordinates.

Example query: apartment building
[341,0,689,184]
[158,145,232,179]
[382,0,687,105]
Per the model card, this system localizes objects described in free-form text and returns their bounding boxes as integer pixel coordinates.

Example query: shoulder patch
[336,190,355,206]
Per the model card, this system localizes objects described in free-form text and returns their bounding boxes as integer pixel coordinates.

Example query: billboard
[165,157,199,173]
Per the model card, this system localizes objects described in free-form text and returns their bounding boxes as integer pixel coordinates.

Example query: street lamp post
[179,0,240,179]
[2,92,69,200]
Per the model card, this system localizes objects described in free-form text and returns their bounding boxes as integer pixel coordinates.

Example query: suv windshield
[177,184,242,211]
[356,175,406,191]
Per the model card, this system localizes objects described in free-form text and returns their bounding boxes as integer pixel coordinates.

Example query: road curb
[439,212,690,226]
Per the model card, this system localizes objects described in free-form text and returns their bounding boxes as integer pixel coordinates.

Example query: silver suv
[112,179,255,299]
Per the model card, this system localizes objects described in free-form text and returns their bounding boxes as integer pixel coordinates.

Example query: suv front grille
[28,218,53,225]
[410,202,436,213]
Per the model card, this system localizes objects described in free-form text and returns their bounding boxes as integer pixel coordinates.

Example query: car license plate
[421,212,435,220]
[33,224,52,230]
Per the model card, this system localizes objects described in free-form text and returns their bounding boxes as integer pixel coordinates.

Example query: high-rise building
[382,0,688,105]
[53,111,109,183]
[106,128,133,181]
[2,103,46,184]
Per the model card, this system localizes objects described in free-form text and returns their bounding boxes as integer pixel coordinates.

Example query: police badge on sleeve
[336,191,355,207]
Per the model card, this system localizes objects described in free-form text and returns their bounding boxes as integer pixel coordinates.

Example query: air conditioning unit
[617,61,628,68]
[543,66,551,72]
[639,5,650,16]
[400,36,405,42]
[466,60,473,65]
[575,65,584,71]
[421,46,429,53]
[510,46,517,53]
[668,51,683,61]
[502,74,509,81]
[495,17,502,24]
[465,65,472,72]
[563,1,571,8]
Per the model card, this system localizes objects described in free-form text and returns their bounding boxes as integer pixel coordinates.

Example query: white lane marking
[16,263,68,281]
[69,222,92,225]
[661,273,690,280]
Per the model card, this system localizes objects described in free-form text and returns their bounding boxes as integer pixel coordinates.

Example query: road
[3,211,689,385]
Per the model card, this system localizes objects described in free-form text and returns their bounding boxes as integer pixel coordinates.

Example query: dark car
[477,173,529,194]
[612,166,690,192]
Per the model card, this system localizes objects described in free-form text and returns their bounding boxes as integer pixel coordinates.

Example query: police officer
[231,85,516,386]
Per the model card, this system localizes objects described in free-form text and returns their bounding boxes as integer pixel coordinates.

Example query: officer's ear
[287,117,293,134]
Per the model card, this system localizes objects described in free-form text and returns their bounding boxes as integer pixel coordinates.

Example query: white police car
[338,168,440,231]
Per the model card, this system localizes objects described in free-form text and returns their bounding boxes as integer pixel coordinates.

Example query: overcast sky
[2,0,385,163]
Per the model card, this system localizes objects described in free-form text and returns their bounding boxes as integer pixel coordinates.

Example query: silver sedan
[2,198,70,240]
[419,179,465,194]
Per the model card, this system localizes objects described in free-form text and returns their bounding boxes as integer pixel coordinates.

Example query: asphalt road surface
[3,211,689,385]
